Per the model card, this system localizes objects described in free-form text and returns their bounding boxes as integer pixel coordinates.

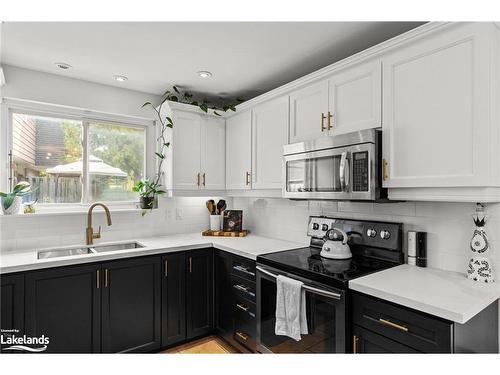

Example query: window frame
[2,98,155,210]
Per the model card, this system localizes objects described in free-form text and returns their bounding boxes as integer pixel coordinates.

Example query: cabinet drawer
[353,325,420,353]
[352,293,452,353]
[231,275,256,303]
[234,310,257,352]
[231,257,256,282]
[234,295,256,319]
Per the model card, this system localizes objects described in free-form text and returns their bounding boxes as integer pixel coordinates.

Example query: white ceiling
[1,22,424,101]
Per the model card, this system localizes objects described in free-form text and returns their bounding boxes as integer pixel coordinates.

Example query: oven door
[283,142,376,200]
[256,265,346,353]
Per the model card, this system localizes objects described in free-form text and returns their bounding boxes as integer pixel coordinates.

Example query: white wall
[232,198,500,274]
[1,65,160,118]
[0,196,228,252]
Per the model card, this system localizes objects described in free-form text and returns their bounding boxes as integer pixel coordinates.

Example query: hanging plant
[138,87,244,215]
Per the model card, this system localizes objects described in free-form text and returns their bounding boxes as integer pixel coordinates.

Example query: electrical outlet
[175,208,183,220]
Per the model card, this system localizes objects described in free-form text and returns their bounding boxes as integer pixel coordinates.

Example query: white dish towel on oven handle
[275,274,308,341]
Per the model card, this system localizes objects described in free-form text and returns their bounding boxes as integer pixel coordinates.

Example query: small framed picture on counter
[222,210,243,231]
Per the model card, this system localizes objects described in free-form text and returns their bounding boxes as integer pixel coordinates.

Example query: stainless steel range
[256,216,403,353]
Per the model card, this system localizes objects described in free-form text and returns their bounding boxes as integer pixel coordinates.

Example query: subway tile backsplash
[231,198,500,274]
[1,196,499,276]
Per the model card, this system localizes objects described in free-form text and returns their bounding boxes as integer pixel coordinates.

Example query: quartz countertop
[0,233,305,274]
[349,264,500,324]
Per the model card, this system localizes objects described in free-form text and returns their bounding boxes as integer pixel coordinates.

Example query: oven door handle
[256,266,342,300]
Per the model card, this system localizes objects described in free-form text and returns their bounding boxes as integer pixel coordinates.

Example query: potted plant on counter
[132,179,166,210]
[0,181,33,215]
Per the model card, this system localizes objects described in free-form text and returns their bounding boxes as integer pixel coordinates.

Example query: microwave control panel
[352,151,369,192]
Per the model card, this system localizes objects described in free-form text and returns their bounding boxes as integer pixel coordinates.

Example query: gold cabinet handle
[382,159,389,181]
[327,111,333,130]
[321,113,327,131]
[189,256,192,273]
[164,259,168,277]
[378,318,408,332]
[96,269,100,289]
[202,173,206,187]
[197,173,200,186]
[105,269,109,288]
[235,331,248,341]
[245,171,251,186]
[353,335,359,353]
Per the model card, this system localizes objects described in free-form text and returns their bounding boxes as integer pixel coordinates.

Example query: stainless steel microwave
[282,129,386,201]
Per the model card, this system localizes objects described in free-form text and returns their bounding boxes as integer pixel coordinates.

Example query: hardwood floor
[162,336,239,354]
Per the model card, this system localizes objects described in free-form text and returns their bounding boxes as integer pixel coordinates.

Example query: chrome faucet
[86,203,112,245]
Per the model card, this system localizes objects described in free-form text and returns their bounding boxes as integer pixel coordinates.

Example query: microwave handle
[340,152,350,192]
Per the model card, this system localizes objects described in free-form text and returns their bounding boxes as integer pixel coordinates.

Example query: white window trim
[1,97,157,212]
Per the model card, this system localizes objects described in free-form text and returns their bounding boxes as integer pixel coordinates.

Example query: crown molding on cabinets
[224,22,448,117]
[166,101,225,118]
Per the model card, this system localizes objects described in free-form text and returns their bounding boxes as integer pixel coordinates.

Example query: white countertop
[0,233,305,274]
[349,264,500,324]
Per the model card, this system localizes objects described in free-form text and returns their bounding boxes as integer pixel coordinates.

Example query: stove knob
[322,224,329,231]
[366,228,377,238]
[380,230,391,240]
[312,222,320,230]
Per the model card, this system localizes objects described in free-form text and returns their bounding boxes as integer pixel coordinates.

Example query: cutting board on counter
[202,230,250,237]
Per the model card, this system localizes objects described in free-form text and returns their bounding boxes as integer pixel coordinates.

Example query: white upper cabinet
[289,60,382,143]
[382,23,496,191]
[171,107,225,191]
[226,110,252,190]
[328,60,381,136]
[289,80,329,143]
[201,116,226,190]
[252,96,289,189]
[172,110,202,190]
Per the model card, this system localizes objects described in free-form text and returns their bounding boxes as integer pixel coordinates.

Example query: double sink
[37,242,144,260]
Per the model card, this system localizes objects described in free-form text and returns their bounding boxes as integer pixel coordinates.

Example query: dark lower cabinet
[101,256,161,353]
[1,273,24,334]
[215,250,233,342]
[352,292,498,353]
[353,325,419,353]
[186,248,214,340]
[161,252,186,347]
[25,264,101,353]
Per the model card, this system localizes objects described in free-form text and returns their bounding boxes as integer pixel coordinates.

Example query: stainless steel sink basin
[37,242,144,259]
[92,242,144,253]
[38,247,96,259]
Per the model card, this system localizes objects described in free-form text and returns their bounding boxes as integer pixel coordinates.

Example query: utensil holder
[210,214,222,231]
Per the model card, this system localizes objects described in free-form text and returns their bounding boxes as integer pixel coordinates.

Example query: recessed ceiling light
[114,75,128,82]
[197,71,212,78]
[55,62,72,70]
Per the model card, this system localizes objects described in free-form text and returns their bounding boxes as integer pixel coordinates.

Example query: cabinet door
[215,250,233,342]
[161,252,186,347]
[353,325,419,353]
[252,96,289,189]
[289,80,329,143]
[226,110,252,190]
[101,256,161,353]
[186,248,214,339]
[25,264,101,353]
[328,60,381,136]
[172,110,202,190]
[201,116,226,190]
[382,23,492,188]
[1,274,24,342]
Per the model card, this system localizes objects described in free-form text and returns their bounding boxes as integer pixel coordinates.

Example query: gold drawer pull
[236,331,249,341]
[96,269,100,289]
[236,303,249,312]
[327,111,333,130]
[382,159,389,181]
[353,335,359,353]
[378,318,408,332]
